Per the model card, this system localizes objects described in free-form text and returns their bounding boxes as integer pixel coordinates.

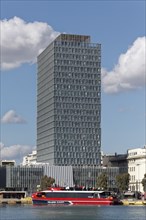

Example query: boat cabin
[35,190,112,199]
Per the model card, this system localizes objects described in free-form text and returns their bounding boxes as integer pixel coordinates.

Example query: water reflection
[0,204,146,220]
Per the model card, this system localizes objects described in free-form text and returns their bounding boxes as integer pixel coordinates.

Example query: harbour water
[0,204,146,220]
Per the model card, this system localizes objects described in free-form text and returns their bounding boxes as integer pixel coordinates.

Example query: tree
[115,173,130,192]
[96,173,108,190]
[40,175,55,190]
[141,173,146,192]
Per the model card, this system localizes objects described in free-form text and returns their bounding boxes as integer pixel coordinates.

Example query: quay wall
[0,197,32,204]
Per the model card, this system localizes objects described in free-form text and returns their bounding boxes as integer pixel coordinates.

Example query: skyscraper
[37,34,101,166]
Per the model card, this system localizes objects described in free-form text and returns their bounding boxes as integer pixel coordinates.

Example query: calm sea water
[0,204,146,220]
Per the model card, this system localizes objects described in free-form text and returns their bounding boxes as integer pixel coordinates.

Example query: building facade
[102,153,128,173]
[37,34,101,166]
[43,165,74,187]
[0,165,43,193]
[22,150,37,166]
[1,164,120,191]
[127,146,146,192]
[73,166,119,190]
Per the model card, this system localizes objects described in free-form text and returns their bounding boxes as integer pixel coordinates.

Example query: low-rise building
[73,166,120,190]
[127,146,146,192]
[0,165,43,194]
[102,153,128,173]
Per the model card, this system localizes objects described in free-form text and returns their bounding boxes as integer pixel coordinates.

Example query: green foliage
[141,173,146,192]
[96,172,108,190]
[115,173,130,192]
[40,175,55,190]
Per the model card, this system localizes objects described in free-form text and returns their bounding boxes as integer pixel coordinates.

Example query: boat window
[45,192,94,198]
[36,193,42,198]
[41,193,46,197]
[99,192,111,198]
[88,193,94,198]
[94,193,99,198]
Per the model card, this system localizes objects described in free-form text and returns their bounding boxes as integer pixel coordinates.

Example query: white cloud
[1,110,26,124]
[0,16,60,70]
[0,142,36,164]
[102,36,146,93]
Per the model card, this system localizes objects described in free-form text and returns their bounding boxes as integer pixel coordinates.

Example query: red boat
[32,187,120,205]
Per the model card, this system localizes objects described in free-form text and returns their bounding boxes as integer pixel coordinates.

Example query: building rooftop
[1,160,16,166]
[55,34,91,43]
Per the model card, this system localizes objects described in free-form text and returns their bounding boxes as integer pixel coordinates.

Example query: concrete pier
[121,199,146,205]
[0,197,32,204]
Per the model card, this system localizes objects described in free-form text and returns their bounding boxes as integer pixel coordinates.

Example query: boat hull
[32,198,114,206]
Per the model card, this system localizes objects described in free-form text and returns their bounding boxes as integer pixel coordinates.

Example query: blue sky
[0,0,145,164]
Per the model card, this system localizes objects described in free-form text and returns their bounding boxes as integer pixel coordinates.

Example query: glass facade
[0,166,6,189]
[73,166,119,189]
[37,34,101,166]
[6,166,43,193]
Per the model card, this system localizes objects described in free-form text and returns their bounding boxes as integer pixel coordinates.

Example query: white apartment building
[22,150,37,166]
[127,146,146,192]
